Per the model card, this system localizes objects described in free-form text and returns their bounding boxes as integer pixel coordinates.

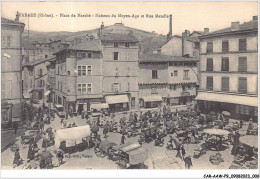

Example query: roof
[23,56,56,67]
[200,20,258,38]
[100,33,139,42]
[22,40,38,50]
[159,35,181,49]
[68,40,101,51]
[1,17,25,26]
[139,53,198,63]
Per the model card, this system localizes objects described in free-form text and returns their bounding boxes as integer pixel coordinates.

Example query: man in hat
[13,148,21,168]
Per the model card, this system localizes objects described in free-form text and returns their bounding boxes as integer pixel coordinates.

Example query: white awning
[195,92,258,107]
[91,103,109,110]
[44,90,51,96]
[105,95,129,104]
[143,95,162,102]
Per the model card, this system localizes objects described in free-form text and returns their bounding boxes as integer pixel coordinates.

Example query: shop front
[142,95,162,108]
[105,94,130,112]
[76,97,105,115]
[195,92,258,121]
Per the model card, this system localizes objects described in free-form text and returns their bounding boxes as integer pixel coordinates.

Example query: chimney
[204,28,209,35]
[231,21,240,31]
[185,30,190,36]
[15,11,20,22]
[169,14,172,38]
[253,16,258,21]
[100,22,104,35]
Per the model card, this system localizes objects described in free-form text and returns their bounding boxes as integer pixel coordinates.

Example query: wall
[200,33,258,95]
[160,37,182,56]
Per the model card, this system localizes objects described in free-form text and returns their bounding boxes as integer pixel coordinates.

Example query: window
[78,66,81,75]
[206,42,213,53]
[195,42,200,49]
[174,70,178,76]
[239,38,247,51]
[2,56,11,72]
[222,41,229,52]
[222,77,229,91]
[221,57,229,71]
[88,84,92,94]
[87,53,92,58]
[82,53,86,58]
[131,97,135,108]
[2,81,12,99]
[33,51,36,56]
[171,73,173,77]
[45,55,48,58]
[29,71,33,76]
[25,57,29,62]
[114,52,119,60]
[206,58,213,71]
[30,79,33,88]
[113,83,120,92]
[152,70,158,79]
[78,84,82,94]
[183,70,189,80]
[114,43,118,47]
[67,71,70,75]
[82,84,87,94]
[206,76,213,90]
[238,77,247,93]
[38,69,43,76]
[77,52,82,58]
[238,57,247,72]
[7,36,11,47]
[78,66,86,76]
[170,84,176,90]
[125,43,130,47]
[87,66,92,75]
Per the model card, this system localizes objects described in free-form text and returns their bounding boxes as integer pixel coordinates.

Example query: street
[2,108,251,170]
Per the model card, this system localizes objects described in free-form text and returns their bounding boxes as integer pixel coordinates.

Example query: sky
[1,1,258,35]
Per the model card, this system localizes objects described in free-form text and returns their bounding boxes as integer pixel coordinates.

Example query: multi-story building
[22,57,55,101]
[55,39,103,114]
[196,16,258,121]
[1,14,25,127]
[22,40,40,64]
[139,15,199,108]
[101,32,139,112]
[139,54,198,108]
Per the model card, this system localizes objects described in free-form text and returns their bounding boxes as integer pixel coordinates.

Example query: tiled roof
[202,20,258,37]
[67,40,102,51]
[100,33,138,42]
[22,40,38,50]
[139,53,198,63]
[23,56,55,67]
[1,17,24,25]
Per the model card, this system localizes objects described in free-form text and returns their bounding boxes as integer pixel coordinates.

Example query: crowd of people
[12,101,257,169]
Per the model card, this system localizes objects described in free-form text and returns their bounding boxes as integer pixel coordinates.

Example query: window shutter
[222,77,229,91]
[206,76,213,90]
[239,39,247,51]
[238,57,247,72]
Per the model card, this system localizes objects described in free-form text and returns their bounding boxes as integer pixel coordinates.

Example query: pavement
[1,104,254,170]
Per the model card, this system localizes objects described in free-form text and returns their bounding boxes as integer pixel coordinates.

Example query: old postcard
[1,1,259,178]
